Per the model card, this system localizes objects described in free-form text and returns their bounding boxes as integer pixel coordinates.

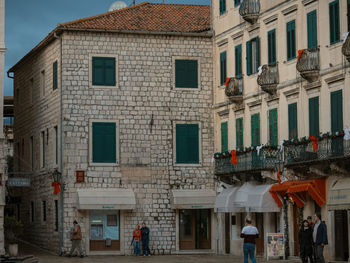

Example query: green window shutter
[175,60,198,88]
[235,45,242,78]
[307,10,318,49]
[234,0,240,7]
[220,0,226,14]
[104,58,116,86]
[256,37,260,72]
[309,97,319,137]
[176,124,199,164]
[221,122,228,152]
[268,29,276,65]
[288,103,298,139]
[92,57,116,86]
[287,20,296,60]
[251,113,260,147]
[269,108,278,146]
[53,61,58,90]
[220,51,227,85]
[246,41,252,76]
[348,0,350,31]
[331,90,343,133]
[329,0,340,44]
[92,122,116,163]
[236,118,244,150]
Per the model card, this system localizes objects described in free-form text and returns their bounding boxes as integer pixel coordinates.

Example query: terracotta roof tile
[61,2,210,33]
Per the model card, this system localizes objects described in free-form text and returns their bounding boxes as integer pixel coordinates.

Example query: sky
[4,0,210,96]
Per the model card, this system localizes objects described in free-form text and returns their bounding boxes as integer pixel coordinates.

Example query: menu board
[267,233,284,259]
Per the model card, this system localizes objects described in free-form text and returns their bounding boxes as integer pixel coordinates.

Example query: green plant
[4,216,23,243]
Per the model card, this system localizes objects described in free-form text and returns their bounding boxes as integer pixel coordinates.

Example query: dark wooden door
[335,210,349,261]
[197,209,211,249]
[293,205,300,256]
[255,213,264,255]
[179,210,195,250]
[225,213,230,254]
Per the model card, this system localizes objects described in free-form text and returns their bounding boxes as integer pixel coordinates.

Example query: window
[54,126,58,165]
[288,103,298,139]
[309,97,319,137]
[220,51,227,85]
[235,45,242,78]
[16,204,20,221]
[220,0,226,15]
[53,61,58,90]
[42,201,47,222]
[54,200,58,231]
[41,131,45,168]
[31,201,34,223]
[246,37,260,75]
[221,122,228,152]
[307,10,317,49]
[92,122,117,163]
[175,60,198,89]
[176,124,199,164]
[268,29,276,65]
[107,215,118,226]
[287,20,296,60]
[236,118,244,150]
[92,57,116,86]
[331,90,343,133]
[30,136,34,170]
[41,70,45,97]
[251,113,260,146]
[329,0,340,44]
[269,108,278,146]
[234,0,240,7]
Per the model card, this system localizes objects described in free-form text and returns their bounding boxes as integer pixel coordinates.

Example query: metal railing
[239,0,260,24]
[225,77,243,103]
[257,64,279,95]
[296,48,320,82]
[342,33,350,63]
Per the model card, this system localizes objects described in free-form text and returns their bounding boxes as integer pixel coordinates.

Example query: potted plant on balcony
[4,216,24,256]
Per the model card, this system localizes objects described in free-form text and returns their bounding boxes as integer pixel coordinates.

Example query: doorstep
[88,251,123,256]
[171,249,215,255]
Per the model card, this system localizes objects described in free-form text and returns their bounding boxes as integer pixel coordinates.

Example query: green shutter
[246,41,252,76]
[234,0,240,7]
[309,97,319,137]
[221,122,228,152]
[256,37,260,72]
[287,20,296,60]
[329,0,340,44]
[220,52,227,85]
[53,61,58,90]
[220,0,226,14]
[331,90,343,133]
[288,103,298,139]
[104,58,116,86]
[307,10,318,49]
[175,60,198,88]
[236,118,244,150]
[348,0,350,31]
[235,45,242,78]
[92,57,116,86]
[269,108,278,146]
[251,113,260,147]
[268,29,276,65]
[92,122,116,163]
[176,124,199,164]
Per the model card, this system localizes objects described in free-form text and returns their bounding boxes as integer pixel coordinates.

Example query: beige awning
[77,188,136,210]
[327,178,350,210]
[214,187,240,213]
[170,189,216,209]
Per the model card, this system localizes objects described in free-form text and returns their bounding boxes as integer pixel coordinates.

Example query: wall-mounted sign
[7,178,30,187]
[76,170,85,183]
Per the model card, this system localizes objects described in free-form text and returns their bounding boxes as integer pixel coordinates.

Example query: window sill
[284,58,297,65]
[91,85,118,89]
[327,41,342,50]
[89,162,119,167]
[218,85,226,89]
[219,11,228,18]
[175,87,199,91]
[174,163,202,167]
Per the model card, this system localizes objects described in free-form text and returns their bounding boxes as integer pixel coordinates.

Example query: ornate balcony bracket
[257,64,279,95]
[239,0,260,24]
[342,32,350,63]
[225,77,243,104]
[296,48,320,83]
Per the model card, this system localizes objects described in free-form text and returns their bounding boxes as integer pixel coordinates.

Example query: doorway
[293,205,300,256]
[334,210,349,261]
[179,209,211,250]
[255,213,264,255]
[225,213,230,254]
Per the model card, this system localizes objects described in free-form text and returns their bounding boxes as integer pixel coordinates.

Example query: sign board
[7,178,30,187]
[266,233,285,260]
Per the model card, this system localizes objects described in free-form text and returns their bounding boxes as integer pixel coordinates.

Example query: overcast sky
[4,0,210,96]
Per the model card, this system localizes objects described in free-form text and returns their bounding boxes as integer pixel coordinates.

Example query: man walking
[132,225,141,256]
[68,220,84,258]
[313,213,328,263]
[141,222,151,256]
[241,218,259,263]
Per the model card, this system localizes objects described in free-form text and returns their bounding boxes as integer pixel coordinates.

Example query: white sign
[7,178,30,187]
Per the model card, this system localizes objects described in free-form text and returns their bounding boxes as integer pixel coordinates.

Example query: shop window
[107,215,118,226]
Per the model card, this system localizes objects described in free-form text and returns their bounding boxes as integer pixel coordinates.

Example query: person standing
[132,225,141,256]
[68,220,84,258]
[141,222,151,256]
[313,213,328,263]
[299,220,314,263]
[240,218,259,263]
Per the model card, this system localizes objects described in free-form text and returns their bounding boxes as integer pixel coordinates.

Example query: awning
[270,179,326,208]
[328,178,350,210]
[77,188,136,210]
[170,189,216,209]
[232,183,255,212]
[245,184,280,213]
[214,187,239,212]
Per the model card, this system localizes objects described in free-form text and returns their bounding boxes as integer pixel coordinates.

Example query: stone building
[8,3,215,255]
[212,0,350,261]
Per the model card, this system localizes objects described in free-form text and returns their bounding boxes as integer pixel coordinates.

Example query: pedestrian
[299,220,314,263]
[240,218,259,263]
[132,225,141,256]
[68,220,84,258]
[307,216,314,228]
[313,213,328,263]
[141,222,151,256]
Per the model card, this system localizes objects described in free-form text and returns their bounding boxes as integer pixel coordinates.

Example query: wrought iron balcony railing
[296,48,320,83]
[225,77,243,104]
[214,148,282,175]
[239,0,260,24]
[257,64,279,95]
[342,32,350,63]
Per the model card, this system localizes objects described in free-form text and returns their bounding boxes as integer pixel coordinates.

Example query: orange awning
[269,179,326,208]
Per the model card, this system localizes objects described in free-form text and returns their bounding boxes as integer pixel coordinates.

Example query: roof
[61,2,210,33]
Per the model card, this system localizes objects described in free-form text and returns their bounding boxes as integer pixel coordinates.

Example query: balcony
[239,0,260,24]
[342,32,350,63]
[296,48,320,83]
[225,77,243,104]
[257,64,279,95]
[214,147,282,176]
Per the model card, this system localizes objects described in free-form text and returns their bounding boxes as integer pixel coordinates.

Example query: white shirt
[313,221,320,243]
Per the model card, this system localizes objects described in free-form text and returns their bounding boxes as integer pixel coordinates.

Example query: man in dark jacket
[313,213,328,263]
[141,222,151,256]
[299,220,314,263]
